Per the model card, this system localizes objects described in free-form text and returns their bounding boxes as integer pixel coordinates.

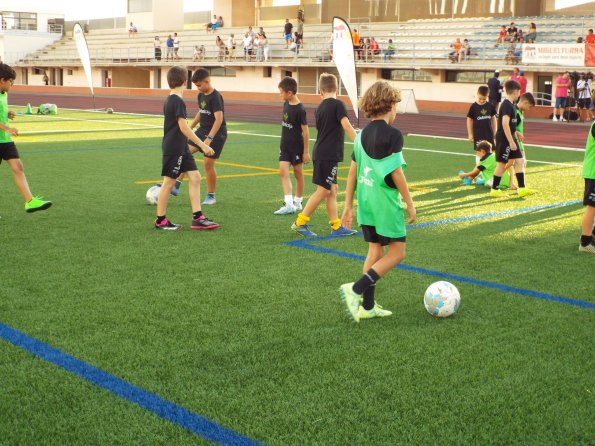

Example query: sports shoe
[273,203,296,215]
[25,196,52,213]
[489,188,506,198]
[578,242,595,253]
[552,116,558,122]
[339,283,362,322]
[291,222,317,237]
[475,177,485,186]
[560,117,567,122]
[203,194,216,205]
[331,225,358,236]
[156,183,180,197]
[154,218,182,230]
[358,303,393,319]
[191,215,220,230]
[517,187,537,197]
[294,202,303,211]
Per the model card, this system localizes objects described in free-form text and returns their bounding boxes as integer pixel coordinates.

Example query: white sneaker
[578,242,595,253]
[273,203,296,215]
[552,116,558,121]
[294,202,303,211]
[560,117,567,122]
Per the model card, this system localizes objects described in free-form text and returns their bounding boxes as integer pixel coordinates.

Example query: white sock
[294,196,303,205]
[284,195,293,206]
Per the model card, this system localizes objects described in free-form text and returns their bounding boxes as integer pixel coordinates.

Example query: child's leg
[186,170,202,213]
[581,205,595,239]
[279,161,292,199]
[360,243,384,310]
[491,161,507,190]
[295,185,330,225]
[325,183,339,224]
[504,160,517,189]
[6,158,33,202]
[204,157,217,194]
[156,177,176,217]
[293,162,304,201]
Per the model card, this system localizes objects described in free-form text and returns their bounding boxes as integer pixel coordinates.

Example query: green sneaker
[339,282,362,322]
[358,303,393,319]
[25,196,52,213]
[489,188,506,198]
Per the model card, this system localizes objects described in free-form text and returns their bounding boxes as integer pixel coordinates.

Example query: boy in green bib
[579,90,595,253]
[459,140,510,188]
[339,81,416,321]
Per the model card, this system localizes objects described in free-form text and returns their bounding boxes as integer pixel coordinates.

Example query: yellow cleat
[517,187,537,197]
[489,188,506,198]
[358,304,393,319]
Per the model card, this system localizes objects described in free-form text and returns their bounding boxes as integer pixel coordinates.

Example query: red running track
[9,91,590,150]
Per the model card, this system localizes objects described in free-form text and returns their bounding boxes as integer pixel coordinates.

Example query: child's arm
[301,124,310,163]
[205,110,224,145]
[178,117,214,156]
[502,115,517,150]
[189,111,201,130]
[466,117,474,141]
[390,167,416,224]
[516,131,524,142]
[491,115,497,135]
[340,161,357,229]
[340,116,357,141]
[458,166,481,179]
[0,122,18,136]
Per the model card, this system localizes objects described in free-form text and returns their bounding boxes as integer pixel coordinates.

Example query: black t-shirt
[496,99,518,145]
[313,98,348,161]
[488,77,502,100]
[197,89,227,136]
[162,94,188,156]
[351,120,403,188]
[280,102,307,151]
[467,102,496,141]
[284,22,293,35]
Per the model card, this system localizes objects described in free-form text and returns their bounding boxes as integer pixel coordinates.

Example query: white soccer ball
[146,185,160,205]
[106,108,114,114]
[424,281,461,318]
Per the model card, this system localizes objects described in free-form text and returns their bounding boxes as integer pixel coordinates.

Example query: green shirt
[0,92,12,143]
[583,121,595,179]
[479,153,510,188]
[353,132,407,238]
[516,108,524,152]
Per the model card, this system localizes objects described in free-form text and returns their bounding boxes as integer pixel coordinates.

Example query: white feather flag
[73,23,94,97]
[332,17,358,118]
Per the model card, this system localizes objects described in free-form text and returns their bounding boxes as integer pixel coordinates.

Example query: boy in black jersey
[155,66,219,231]
[291,73,357,237]
[187,68,227,205]
[490,80,536,198]
[274,76,310,215]
[466,86,496,161]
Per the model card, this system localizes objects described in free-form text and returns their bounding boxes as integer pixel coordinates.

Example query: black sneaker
[154,218,182,230]
[191,215,220,230]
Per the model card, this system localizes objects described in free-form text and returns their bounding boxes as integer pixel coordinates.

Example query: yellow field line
[196,159,278,172]
[135,171,278,184]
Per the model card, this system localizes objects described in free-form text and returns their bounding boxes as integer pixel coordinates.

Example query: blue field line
[284,200,594,310]
[0,323,263,446]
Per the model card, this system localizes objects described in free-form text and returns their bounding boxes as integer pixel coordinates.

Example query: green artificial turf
[0,108,593,445]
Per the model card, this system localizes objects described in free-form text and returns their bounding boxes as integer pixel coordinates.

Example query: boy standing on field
[579,90,595,253]
[467,85,497,162]
[490,80,536,198]
[0,63,52,215]
[274,76,310,215]
[339,81,416,322]
[155,66,219,231]
[187,68,227,205]
[291,73,357,237]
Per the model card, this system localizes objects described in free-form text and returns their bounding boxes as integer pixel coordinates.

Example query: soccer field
[0,108,593,445]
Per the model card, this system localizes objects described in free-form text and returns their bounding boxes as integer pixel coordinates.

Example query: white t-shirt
[577,79,591,99]
[173,37,180,48]
[243,35,253,49]
[226,37,235,49]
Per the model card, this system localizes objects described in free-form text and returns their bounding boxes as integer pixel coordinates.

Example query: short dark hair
[191,68,209,83]
[477,85,489,96]
[0,63,16,81]
[475,140,492,152]
[519,92,535,106]
[166,66,187,89]
[278,76,298,94]
[504,79,521,94]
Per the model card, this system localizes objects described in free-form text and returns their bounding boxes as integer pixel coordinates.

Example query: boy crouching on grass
[339,81,416,322]
[579,90,595,253]
[0,62,52,215]
[458,140,510,188]
[274,76,310,215]
[154,66,219,231]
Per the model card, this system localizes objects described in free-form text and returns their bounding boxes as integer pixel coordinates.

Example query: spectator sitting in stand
[577,36,584,43]
[586,29,595,44]
[384,39,396,60]
[212,16,224,31]
[458,38,471,63]
[206,15,217,33]
[525,23,537,43]
[496,25,507,47]
[370,37,380,56]
[192,45,204,62]
[128,22,137,37]
[448,38,462,63]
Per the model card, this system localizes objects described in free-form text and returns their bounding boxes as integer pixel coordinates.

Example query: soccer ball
[146,185,160,205]
[424,281,461,318]
[106,108,114,114]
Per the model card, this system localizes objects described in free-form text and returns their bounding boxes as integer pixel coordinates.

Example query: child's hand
[468,134,474,142]
[8,111,16,120]
[303,152,310,164]
[510,141,518,151]
[517,132,524,142]
[7,127,18,137]
[202,146,215,156]
[458,172,466,179]
[407,204,416,224]
[341,207,353,229]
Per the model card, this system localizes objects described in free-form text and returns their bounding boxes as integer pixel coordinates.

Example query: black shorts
[188,128,227,159]
[0,141,19,164]
[578,98,592,109]
[361,225,406,246]
[312,160,338,190]
[495,139,523,163]
[584,178,595,207]
[162,150,198,178]
[279,147,303,165]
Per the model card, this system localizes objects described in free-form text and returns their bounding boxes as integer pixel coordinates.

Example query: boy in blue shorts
[187,68,227,205]
[155,66,219,231]
[274,76,310,215]
[579,90,595,253]
[339,81,416,321]
[291,73,357,237]
[0,62,52,215]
